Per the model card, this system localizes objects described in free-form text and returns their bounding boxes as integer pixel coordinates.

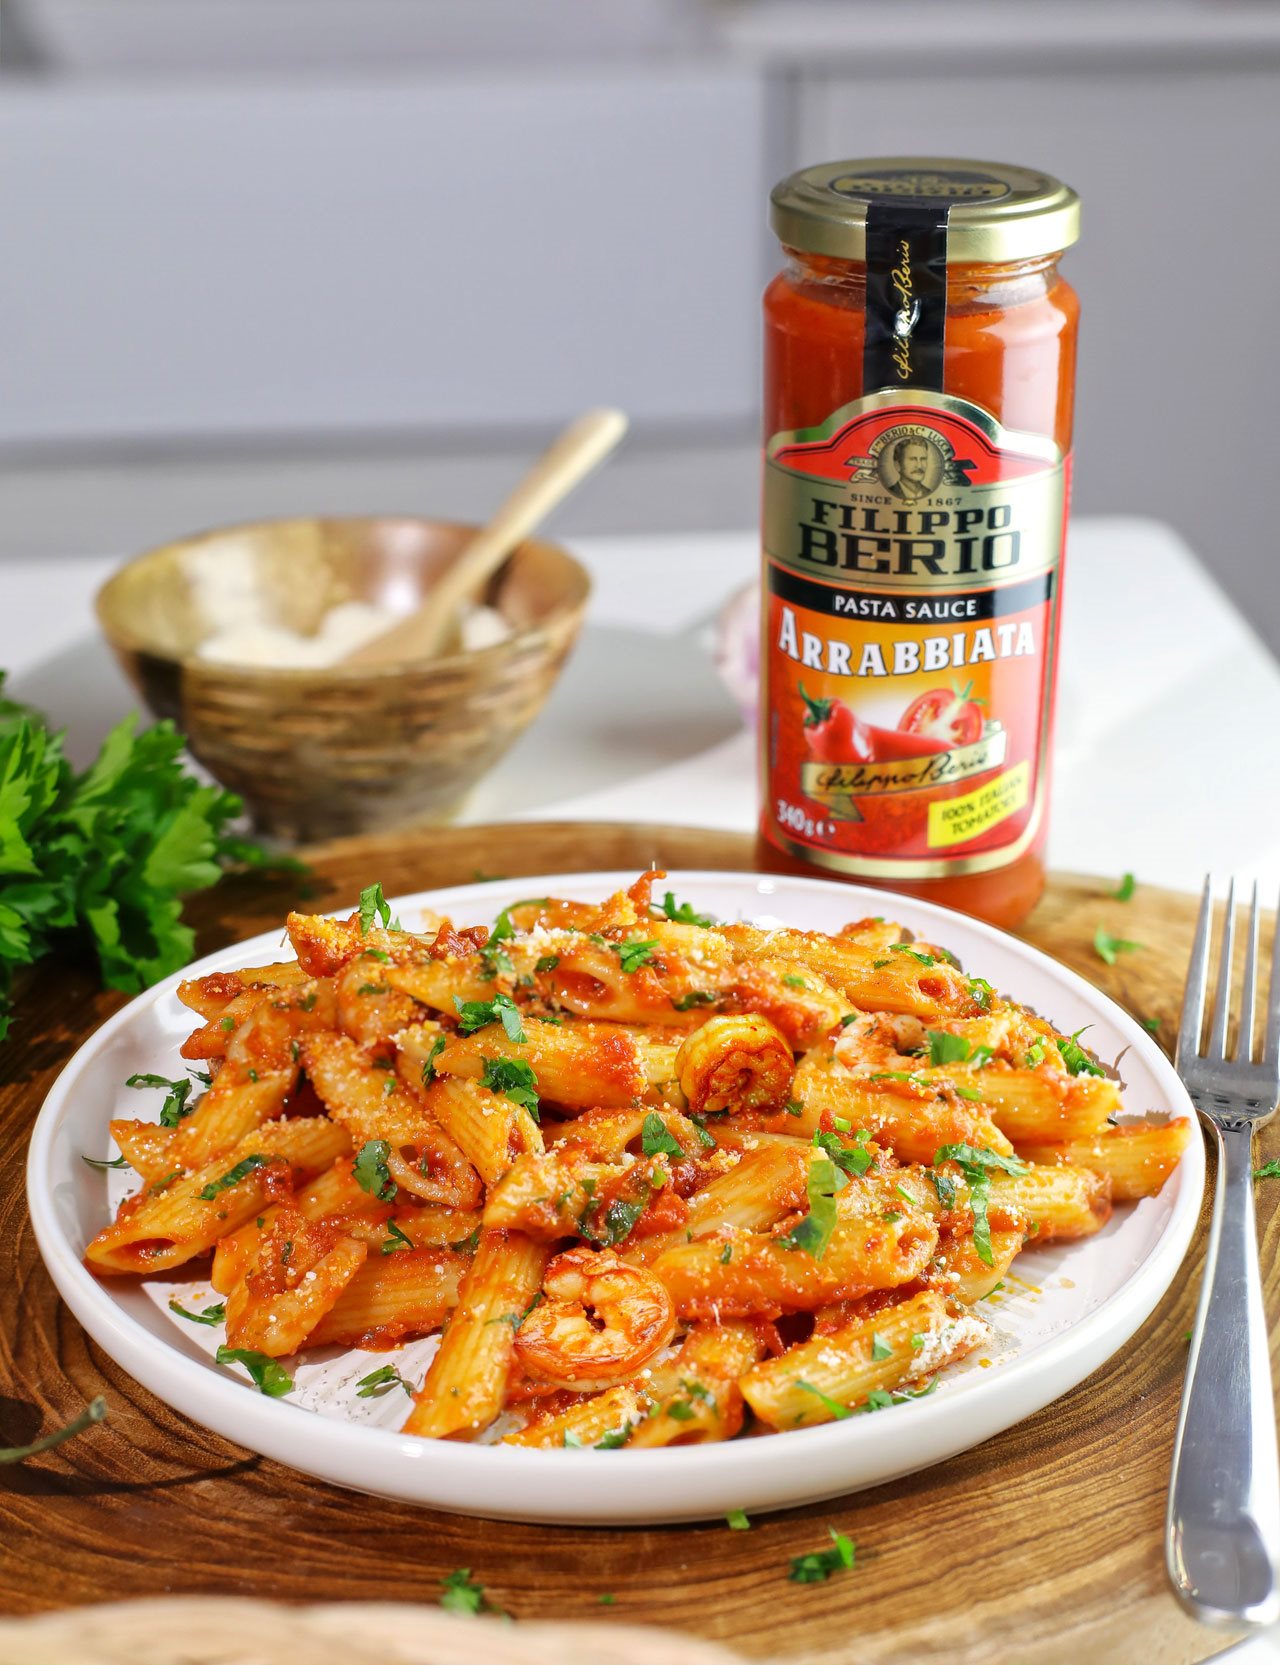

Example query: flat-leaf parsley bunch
[0,677,290,1039]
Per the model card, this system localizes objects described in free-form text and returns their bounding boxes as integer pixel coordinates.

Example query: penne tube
[627,1320,765,1447]
[675,1013,795,1116]
[421,1075,542,1188]
[224,1213,369,1356]
[177,961,306,1019]
[428,1020,653,1111]
[308,1246,468,1347]
[718,924,985,1019]
[934,1226,1024,1303]
[649,1210,938,1318]
[85,1116,351,1275]
[1017,1119,1191,1202]
[625,1142,812,1264]
[987,1161,1112,1240]
[979,1068,1121,1142]
[402,1229,548,1439]
[502,1384,643,1450]
[108,1119,176,1183]
[741,1289,985,1428]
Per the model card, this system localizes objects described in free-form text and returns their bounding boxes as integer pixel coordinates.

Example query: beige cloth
[0,1600,746,1665]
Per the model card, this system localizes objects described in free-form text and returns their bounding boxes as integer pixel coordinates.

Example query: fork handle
[1166,1121,1280,1627]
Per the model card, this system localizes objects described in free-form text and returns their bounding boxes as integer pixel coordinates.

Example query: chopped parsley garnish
[81,1152,130,1171]
[665,1400,697,1422]
[219,1016,235,1032]
[778,1157,846,1258]
[1024,1040,1046,1068]
[660,891,715,928]
[788,1529,856,1584]
[641,1112,684,1159]
[455,992,526,1042]
[967,977,995,1010]
[785,1099,803,1116]
[479,942,515,980]
[215,1345,293,1396]
[450,1224,483,1253]
[168,1298,226,1326]
[188,1068,213,1085]
[601,1196,647,1248]
[439,1568,499,1617]
[616,939,660,974]
[595,1426,632,1449]
[353,1139,397,1201]
[953,1086,983,1102]
[358,882,392,934]
[420,1033,447,1086]
[381,1220,414,1255]
[720,1242,733,1263]
[783,974,807,989]
[490,906,517,944]
[812,1129,873,1179]
[1094,926,1143,966]
[126,1071,195,1128]
[688,1114,718,1149]
[198,1154,267,1201]
[480,1055,540,1121]
[839,1012,859,1028]
[356,982,385,996]
[869,1070,929,1086]
[1141,1016,1161,1033]
[795,1379,852,1419]
[1254,1159,1280,1181]
[1056,1027,1105,1077]
[870,1332,893,1361]
[0,1396,107,1466]
[925,1031,970,1066]
[1111,872,1136,901]
[933,1142,1027,1265]
[726,1509,751,1530]
[890,943,935,966]
[356,1364,413,1398]
[534,954,561,973]
[363,947,391,963]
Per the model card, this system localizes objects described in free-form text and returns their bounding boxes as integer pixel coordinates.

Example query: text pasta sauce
[759,158,1080,928]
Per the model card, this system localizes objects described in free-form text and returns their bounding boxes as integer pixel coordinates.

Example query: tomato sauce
[758,160,1080,929]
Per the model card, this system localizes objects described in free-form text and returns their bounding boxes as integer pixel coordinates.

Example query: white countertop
[4,515,1280,897]
[2,513,1278,1660]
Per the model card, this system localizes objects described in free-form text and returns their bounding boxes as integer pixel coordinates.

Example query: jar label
[761,388,1069,879]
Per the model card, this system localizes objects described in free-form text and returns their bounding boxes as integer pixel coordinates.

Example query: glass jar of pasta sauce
[758,158,1080,929]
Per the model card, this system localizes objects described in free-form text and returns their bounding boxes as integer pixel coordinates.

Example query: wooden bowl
[95,516,590,842]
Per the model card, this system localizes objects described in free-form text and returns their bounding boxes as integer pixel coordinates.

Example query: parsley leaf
[81,1152,130,1171]
[812,1129,873,1178]
[788,1529,856,1584]
[168,1298,226,1326]
[673,989,716,1011]
[454,992,526,1042]
[726,1508,751,1530]
[356,1364,413,1398]
[783,974,807,989]
[660,891,716,928]
[439,1569,497,1617]
[925,1030,970,1066]
[353,1139,397,1201]
[534,954,560,973]
[126,1071,195,1128]
[601,1196,647,1248]
[358,882,392,934]
[381,1220,414,1255]
[870,1332,893,1361]
[1024,1040,1046,1068]
[0,1396,107,1465]
[480,1055,540,1121]
[420,1033,447,1086]
[1111,872,1137,901]
[214,1345,293,1396]
[778,1156,846,1257]
[890,943,935,967]
[641,1112,684,1159]
[967,977,995,1010]
[1094,926,1143,966]
[198,1153,267,1201]
[1056,1027,1105,1076]
[1141,1016,1161,1033]
[795,1379,852,1419]
[616,939,660,974]
[1254,1159,1280,1181]
[934,1142,1026,1265]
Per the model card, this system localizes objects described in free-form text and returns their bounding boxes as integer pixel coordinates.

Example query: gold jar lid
[770,157,1080,265]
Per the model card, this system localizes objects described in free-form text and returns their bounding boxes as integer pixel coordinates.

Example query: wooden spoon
[342,407,628,666]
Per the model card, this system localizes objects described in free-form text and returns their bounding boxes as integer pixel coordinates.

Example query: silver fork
[1167,876,1280,1627]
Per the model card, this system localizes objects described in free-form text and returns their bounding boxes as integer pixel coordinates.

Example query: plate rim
[26,867,1205,1521]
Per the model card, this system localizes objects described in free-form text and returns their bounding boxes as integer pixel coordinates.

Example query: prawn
[514,1245,676,1390]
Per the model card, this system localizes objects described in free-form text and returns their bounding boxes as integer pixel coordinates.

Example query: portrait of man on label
[880,433,940,502]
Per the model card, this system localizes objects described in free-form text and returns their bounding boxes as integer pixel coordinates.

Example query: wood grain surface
[1,821,1275,1665]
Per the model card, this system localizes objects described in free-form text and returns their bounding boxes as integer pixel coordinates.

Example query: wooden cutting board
[0,821,1274,1665]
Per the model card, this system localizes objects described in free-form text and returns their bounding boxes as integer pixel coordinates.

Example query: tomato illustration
[799,683,872,763]
[899,682,986,747]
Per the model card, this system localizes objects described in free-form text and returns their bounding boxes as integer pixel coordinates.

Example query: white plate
[27,870,1203,1525]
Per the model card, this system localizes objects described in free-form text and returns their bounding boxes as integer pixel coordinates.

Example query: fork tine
[1236,882,1261,1062]
[1208,876,1237,1060]
[1267,888,1280,1072]
[1177,876,1213,1070]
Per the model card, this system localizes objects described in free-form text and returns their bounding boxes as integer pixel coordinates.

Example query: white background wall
[1,0,1278,650]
